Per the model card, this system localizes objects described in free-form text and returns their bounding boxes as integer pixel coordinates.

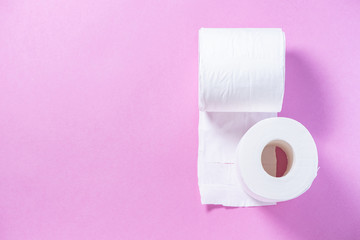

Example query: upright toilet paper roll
[236,117,318,203]
[198,28,286,207]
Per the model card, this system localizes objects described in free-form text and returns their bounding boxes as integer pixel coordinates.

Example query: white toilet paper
[198,28,286,206]
[198,112,276,206]
[236,117,318,203]
[199,28,285,112]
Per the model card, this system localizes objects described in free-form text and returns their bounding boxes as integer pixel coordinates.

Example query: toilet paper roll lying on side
[198,28,286,206]
[199,28,285,112]
[236,117,318,203]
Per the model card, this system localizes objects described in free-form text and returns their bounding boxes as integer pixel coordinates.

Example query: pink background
[0,0,359,239]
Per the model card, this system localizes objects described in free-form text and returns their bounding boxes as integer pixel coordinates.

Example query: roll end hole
[261,140,293,178]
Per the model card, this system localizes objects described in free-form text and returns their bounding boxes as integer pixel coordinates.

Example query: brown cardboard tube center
[261,140,293,177]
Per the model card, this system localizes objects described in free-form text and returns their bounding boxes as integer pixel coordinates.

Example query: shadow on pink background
[0,0,359,239]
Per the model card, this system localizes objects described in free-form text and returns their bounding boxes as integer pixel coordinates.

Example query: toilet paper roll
[199,28,285,112]
[198,28,286,206]
[236,117,318,202]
